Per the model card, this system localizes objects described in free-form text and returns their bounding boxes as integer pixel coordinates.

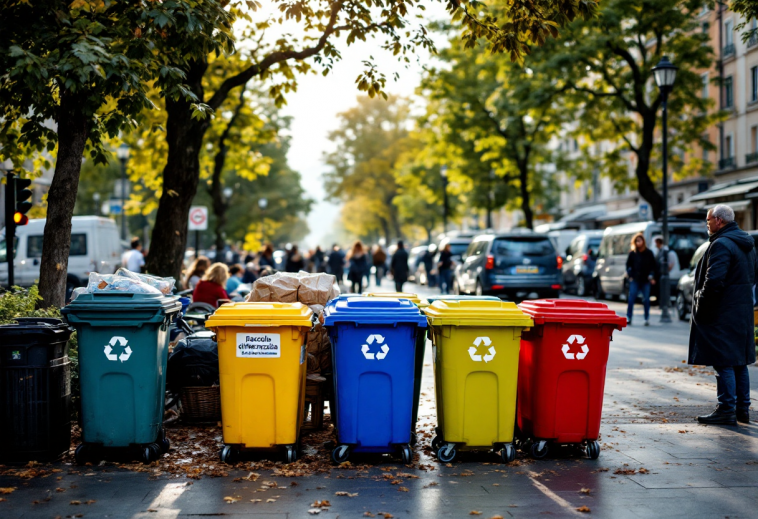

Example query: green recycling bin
[62,292,181,464]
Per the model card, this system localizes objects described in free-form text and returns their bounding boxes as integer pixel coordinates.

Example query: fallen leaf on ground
[363,513,375,518]
[56,488,66,493]
[577,505,591,513]
[0,488,16,495]
[335,491,359,497]
[308,509,321,515]
[580,488,591,495]
[147,509,157,513]
[490,516,505,519]
[398,487,409,492]
[266,498,277,503]
[638,468,650,474]
[470,511,482,515]
[223,497,238,503]
[70,501,81,505]
[423,482,438,488]
[614,468,637,475]
[0,498,6,502]
[311,500,331,507]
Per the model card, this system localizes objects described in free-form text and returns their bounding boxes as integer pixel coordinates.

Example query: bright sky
[275,5,449,248]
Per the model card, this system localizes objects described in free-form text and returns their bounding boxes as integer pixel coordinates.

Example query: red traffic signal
[13,212,29,226]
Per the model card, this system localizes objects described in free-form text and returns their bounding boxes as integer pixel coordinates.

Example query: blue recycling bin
[324,296,427,464]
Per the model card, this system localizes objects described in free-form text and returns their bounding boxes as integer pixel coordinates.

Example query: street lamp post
[653,55,678,324]
[93,192,101,217]
[116,144,130,241]
[258,197,268,245]
[441,166,449,233]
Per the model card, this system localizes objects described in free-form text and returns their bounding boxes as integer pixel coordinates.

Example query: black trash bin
[0,318,73,462]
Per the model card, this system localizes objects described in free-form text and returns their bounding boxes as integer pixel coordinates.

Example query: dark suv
[453,232,562,299]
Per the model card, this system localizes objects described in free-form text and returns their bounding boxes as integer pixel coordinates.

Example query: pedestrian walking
[690,205,758,425]
[626,233,658,326]
[258,244,275,269]
[347,241,368,294]
[654,235,681,284]
[285,245,305,272]
[192,262,230,308]
[438,243,455,294]
[373,244,387,287]
[121,237,145,273]
[184,256,210,291]
[313,246,327,273]
[422,245,436,288]
[391,240,409,293]
[328,244,346,285]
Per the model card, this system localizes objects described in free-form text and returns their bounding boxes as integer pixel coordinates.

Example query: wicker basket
[180,386,221,422]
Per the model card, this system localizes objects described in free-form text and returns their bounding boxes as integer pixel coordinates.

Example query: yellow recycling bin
[204,302,313,464]
[425,299,532,464]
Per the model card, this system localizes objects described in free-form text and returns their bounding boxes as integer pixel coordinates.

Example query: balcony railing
[719,156,736,169]
[723,43,736,57]
[747,152,758,164]
[749,34,758,49]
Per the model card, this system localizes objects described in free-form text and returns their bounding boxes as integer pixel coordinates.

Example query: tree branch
[609,116,639,153]
[207,0,346,110]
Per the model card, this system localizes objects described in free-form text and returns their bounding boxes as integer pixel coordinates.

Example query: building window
[752,66,758,102]
[702,21,710,34]
[701,73,709,99]
[724,19,735,56]
[702,134,709,161]
[726,134,734,158]
[724,76,734,108]
[748,126,758,164]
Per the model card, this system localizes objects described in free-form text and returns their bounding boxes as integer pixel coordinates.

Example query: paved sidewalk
[2,285,757,518]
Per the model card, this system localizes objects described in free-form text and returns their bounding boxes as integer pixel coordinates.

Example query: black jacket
[391,248,410,284]
[626,248,658,285]
[689,221,758,366]
[348,253,368,282]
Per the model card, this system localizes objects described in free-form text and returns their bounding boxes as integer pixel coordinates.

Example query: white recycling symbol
[104,336,133,363]
[468,336,496,363]
[562,334,589,360]
[361,334,389,360]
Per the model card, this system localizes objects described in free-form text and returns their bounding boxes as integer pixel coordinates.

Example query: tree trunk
[636,113,663,220]
[380,218,391,246]
[145,61,209,282]
[38,90,89,308]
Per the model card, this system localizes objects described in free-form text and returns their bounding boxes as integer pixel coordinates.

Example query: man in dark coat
[390,240,410,293]
[328,244,345,285]
[690,204,758,425]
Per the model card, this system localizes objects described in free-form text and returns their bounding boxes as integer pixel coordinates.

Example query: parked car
[546,229,582,260]
[561,231,604,296]
[407,245,428,283]
[0,216,122,298]
[453,232,562,300]
[676,230,758,321]
[592,220,708,301]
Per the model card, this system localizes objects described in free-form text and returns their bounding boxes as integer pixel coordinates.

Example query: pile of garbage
[72,268,176,299]
[247,272,340,381]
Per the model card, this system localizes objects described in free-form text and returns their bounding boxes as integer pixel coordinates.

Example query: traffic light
[13,177,32,226]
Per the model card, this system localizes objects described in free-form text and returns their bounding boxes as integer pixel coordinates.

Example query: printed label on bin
[12,350,21,360]
[104,336,132,363]
[468,336,496,363]
[361,334,389,360]
[562,334,589,360]
[236,333,281,358]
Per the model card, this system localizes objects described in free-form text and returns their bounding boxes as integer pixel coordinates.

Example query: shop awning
[596,207,640,222]
[559,204,606,222]
[670,200,705,214]
[689,179,758,202]
[704,200,752,212]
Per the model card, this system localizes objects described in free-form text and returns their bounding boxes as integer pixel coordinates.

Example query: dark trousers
[395,281,404,292]
[439,269,453,295]
[713,365,751,413]
[627,280,651,322]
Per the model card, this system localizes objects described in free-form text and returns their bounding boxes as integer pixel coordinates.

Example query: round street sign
[188,206,208,231]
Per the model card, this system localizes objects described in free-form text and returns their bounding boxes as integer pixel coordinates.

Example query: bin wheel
[140,446,153,464]
[400,444,413,465]
[331,444,350,464]
[220,445,238,465]
[500,444,516,463]
[530,440,549,460]
[285,445,298,464]
[74,444,89,466]
[436,443,457,463]
[431,435,443,452]
[158,428,170,454]
[586,441,600,460]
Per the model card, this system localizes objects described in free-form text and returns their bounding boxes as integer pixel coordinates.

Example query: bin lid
[0,318,72,344]
[324,296,427,327]
[204,302,313,328]
[363,292,422,305]
[62,292,182,315]
[423,295,501,305]
[518,299,627,327]
[424,300,533,328]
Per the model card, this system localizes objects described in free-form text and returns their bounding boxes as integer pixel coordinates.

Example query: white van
[0,216,123,293]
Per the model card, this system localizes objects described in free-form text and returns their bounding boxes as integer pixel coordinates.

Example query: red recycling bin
[517,299,626,460]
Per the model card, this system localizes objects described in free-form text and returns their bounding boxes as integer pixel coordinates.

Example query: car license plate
[516,266,539,274]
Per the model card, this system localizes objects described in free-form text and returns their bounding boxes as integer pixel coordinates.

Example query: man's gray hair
[711,204,735,223]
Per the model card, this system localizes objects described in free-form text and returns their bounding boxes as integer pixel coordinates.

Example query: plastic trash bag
[114,268,175,294]
[87,272,162,294]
